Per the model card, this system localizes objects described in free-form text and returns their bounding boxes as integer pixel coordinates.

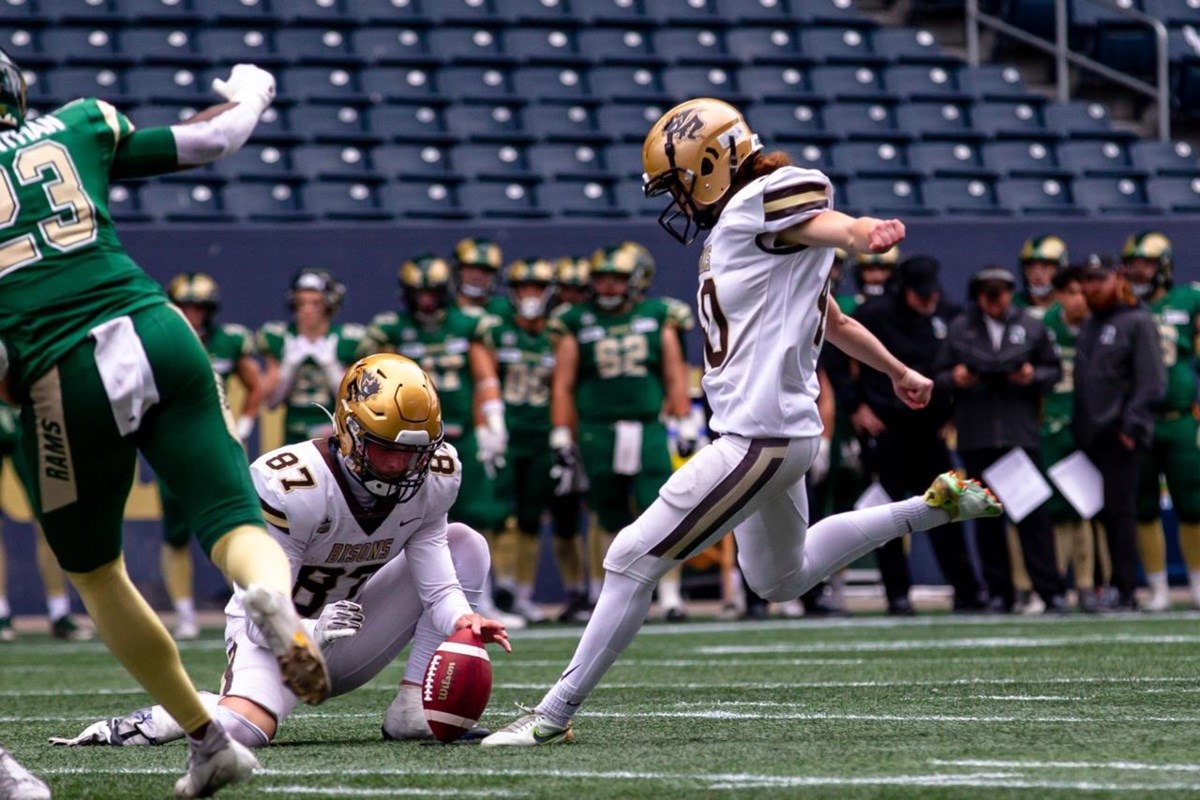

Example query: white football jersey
[697,165,836,439]
[226,439,472,636]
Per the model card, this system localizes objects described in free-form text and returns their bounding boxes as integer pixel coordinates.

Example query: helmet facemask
[342,415,442,502]
[509,282,554,320]
[644,140,730,246]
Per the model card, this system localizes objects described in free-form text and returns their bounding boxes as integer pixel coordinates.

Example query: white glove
[810,437,832,484]
[673,414,700,459]
[310,335,346,392]
[840,437,863,473]
[475,400,508,479]
[212,63,275,116]
[309,600,363,649]
[236,414,256,442]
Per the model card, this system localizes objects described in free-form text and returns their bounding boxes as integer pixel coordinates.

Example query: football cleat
[174,721,258,799]
[0,747,50,800]
[242,584,330,705]
[51,616,93,642]
[511,596,546,624]
[381,684,491,742]
[0,617,14,643]
[174,619,201,641]
[923,471,1003,522]
[49,707,158,747]
[479,705,574,748]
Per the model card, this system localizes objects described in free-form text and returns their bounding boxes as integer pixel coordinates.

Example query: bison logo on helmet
[664,108,704,141]
[351,370,382,403]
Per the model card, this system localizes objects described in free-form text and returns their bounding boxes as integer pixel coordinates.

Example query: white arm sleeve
[170,101,263,166]
[406,516,473,635]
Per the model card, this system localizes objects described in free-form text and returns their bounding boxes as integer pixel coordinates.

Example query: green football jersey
[258,321,365,433]
[1146,285,1200,412]
[1042,303,1080,429]
[204,323,254,380]
[0,98,176,392]
[835,293,861,315]
[553,299,668,424]
[482,316,556,449]
[360,307,492,437]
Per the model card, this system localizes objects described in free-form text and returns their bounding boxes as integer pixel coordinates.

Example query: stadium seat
[1129,140,1200,175]
[737,66,816,101]
[379,181,470,220]
[422,0,498,23]
[602,142,643,177]
[452,143,535,179]
[614,179,661,217]
[530,143,609,178]
[438,67,516,101]
[459,179,548,218]
[971,101,1047,138]
[344,0,427,24]
[41,29,122,65]
[119,28,201,65]
[795,0,874,26]
[996,177,1083,214]
[829,141,911,175]
[279,67,365,102]
[1141,0,1200,25]
[289,105,380,143]
[956,64,1030,101]
[495,0,572,23]
[359,67,436,101]
[725,27,801,65]
[1042,101,1116,138]
[445,104,529,142]
[112,0,199,22]
[352,28,432,64]
[273,0,351,23]
[748,102,833,142]
[597,102,667,141]
[715,0,792,22]
[210,144,298,181]
[895,102,972,138]
[923,177,1008,214]
[661,66,738,100]
[139,183,230,221]
[427,28,505,64]
[1072,176,1156,214]
[196,29,277,65]
[372,143,454,178]
[999,0,1055,40]
[1146,176,1200,212]
[130,104,197,128]
[365,104,450,142]
[3,29,43,66]
[591,66,669,102]
[981,141,1061,175]
[503,29,580,63]
[195,0,275,22]
[810,65,887,99]
[824,102,897,139]
[274,29,355,64]
[541,179,622,216]
[573,0,650,24]
[300,181,392,220]
[907,141,985,175]
[43,67,124,105]
[253,107,299,143]
[0,0,37,22]
[577,29,657,65]
[643,0,719,24]
[39,0,120,23]
[653,29,729,64]
[842,178,926,215]
[799,28,877,64]
[1055,140,1134,175]
[792,143,834,172]
[107,184,151,222]
[512,67,589,100]
[223,182,314,222]
[523,103,605,141]
[291,145,375,180]
[871,28,954,64]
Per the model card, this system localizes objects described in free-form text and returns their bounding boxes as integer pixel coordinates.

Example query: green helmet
[1121,230,1173,290]
[505,258,556,320]
[453,237,502,300]
[555,256,590,289]
[399,254,453,323]
[0,50,26,130]
[590,244,649,310]
[168,272,221,309]
[1019,235,1070,270]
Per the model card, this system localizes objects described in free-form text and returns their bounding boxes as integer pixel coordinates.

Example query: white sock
[46,594,70,622]
[1189,571,1200,607]
[1147,571,1168,592]
[174,597,196,624]
[657,575,683,609]
[538,571,654,726]
[150,691,220,744]
[215,705,270,748]
[0,596,10,618]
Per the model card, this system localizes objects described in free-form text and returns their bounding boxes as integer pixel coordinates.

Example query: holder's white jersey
[697,165,836,439]
[226,439,472,636]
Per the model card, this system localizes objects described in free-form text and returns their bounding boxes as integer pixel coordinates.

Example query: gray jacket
[1073,303,1166,449]
[934,305,1061,452]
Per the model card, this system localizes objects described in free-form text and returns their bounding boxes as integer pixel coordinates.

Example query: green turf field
[4,612,1200,799]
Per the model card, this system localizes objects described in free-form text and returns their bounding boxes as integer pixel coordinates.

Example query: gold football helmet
[505,258,556,320]
[591,244,650,310]
[335,354,444,502]
[617,242,656,299]
[1019,235,1069,270]
[399,254,453,325]
[168,272,221,308]
[555,256,590,289]
[642,98,762,244]
[454,237,503,300]
[1121,230,1173,290]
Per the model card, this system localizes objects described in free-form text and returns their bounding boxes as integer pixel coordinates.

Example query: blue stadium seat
[372,143,453,178]
[1129,140,1200,175]
[843,178,925,214]
[379,180,469,220]
[365,104,449,142]
[0,0,37,22]
[1055,140,1134,175]
[577,29,657,64]
[615,179,661,217]
[907,141,985,175]
[438,67,516,101]
[427,28,505,64]
[602,142,643,177]
[798,28,876,64]
[503,29,580,63]
[652,29,729,64]
[809,65,887,99]
[1146,176,1200,212]
[596,102,667,141]
[360,67,436,100]
[273,0,350,23]
[530,143,609,178]
[1043,101,1115,138]
[453,143,535,179]
[280,67,365,102]
[1142,0,1200,25]
[445,104,528,141]
[1072,176,1155,214]
[895,102,971,138]
[39,0,120,23]
[591,66,669,101]
[131,104,197,127]
[113,0,200,22]
[996,177,1082,214]
[120,28,201,64]
[41,29,122,65]
[107,184,151,223]
[459,179,547,218]
[829,141,911,175]
[643,0,718,24]
[884,65,965,100]
[574,0,649,24]
[291,145,375,180]
[748,102,832,142]
[301,181,392,220]
[195,29,277,65]
[495,0,572,23]
[512,67,589,100]
[274,29,355,64]
[999,0,1055,40]
[210,145,297,181]
[715,0,793,23]
[3,29,43,67]
[196,0,274,22]
[422,0,497,22]
[824,101,896,138]
[971,101,1047,138]
[871,28,953,63]
[726,28,801,64]
[737,66,815,101]
[351,28,431,64]
[344,0,427,23]
[923,177,1007,214]
[796,0,874,26]
[981,141,1060,175]
[791,143,833,172]
[541,179,621,216]
[289,104,379,143]
[139,182,229,221]
[661,66,737,100]
[956,64,1030,101]
[224,182,314,222]
[43,67,124,104]
[253,107,298,142]
[523,103,605,141]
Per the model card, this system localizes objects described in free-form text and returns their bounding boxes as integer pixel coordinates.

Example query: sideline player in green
[259,268,364,445]
[163,271,263,640]
[1015,235,1069,320]
[454,236,511,319]
[549,246,692,617]
[1121,232,1200,611]
[0,55,328,796]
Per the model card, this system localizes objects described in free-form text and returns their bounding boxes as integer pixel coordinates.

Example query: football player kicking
[482,99,1003,747]
[53,355,511,750]
[0,52,325,796]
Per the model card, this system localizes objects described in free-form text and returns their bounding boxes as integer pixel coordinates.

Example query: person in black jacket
[1075,258,1167,610]
[845,256,987,615]
[935,267,1068,613]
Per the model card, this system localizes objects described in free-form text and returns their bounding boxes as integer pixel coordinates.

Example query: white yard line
[262,787,517,797]
[931,759,1200,773]
[697,633,1200,654]
[972,695,1085,701]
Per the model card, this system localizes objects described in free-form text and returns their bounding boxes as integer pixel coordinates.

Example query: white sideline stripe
[972,695,1084,701]
[437,641,490,661]
[697,633,1200,654]
[34,765,1200,792]
[264,787,515,798]
[931,759,1200,773]
[424,709,477,728]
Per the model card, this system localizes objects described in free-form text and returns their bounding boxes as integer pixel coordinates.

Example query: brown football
[422,627,493,743]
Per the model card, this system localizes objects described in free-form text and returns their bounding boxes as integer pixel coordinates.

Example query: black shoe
[1101,591,1139,613]
[1043,595,1070,615]
[887,598,916,617]
[741,603,768,621]
[557,592,592,624]
[952,596,989,615]
[1076,588,1100,614]
[493,586,515,613]
[803,595,850,618]
[984,596,1013,614]
[665,606,689,623]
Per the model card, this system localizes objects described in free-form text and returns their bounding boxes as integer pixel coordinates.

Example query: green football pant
[497,445,556,535]
[1137,413,1200,523]
[20,304,263,573]
[579,420,671,533]
[159,481,191,549]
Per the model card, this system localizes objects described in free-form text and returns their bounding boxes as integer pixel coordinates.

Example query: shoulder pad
[260,320,288,336]
[339,322,367,340]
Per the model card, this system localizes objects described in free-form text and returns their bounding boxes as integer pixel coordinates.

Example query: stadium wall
[4,216,1198,615]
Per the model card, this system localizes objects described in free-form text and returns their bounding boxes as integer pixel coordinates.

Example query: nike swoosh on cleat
[532,727,564,744]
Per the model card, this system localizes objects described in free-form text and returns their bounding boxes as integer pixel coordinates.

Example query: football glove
[49,707,158,747]
[476,400,509,479]
[212,64,276,115]
[673,414,700,460]
[308,600,363,649]
[549,426,588,496]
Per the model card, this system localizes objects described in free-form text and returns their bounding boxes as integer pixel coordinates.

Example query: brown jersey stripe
[764,198,830,223]
[259,498,289,532]
[763,182,828,205]
[219,641,238,696]
[649,439,788,560]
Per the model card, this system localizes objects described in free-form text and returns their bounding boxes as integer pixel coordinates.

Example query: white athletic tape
[423,709,477,728]
[437,641,490,661]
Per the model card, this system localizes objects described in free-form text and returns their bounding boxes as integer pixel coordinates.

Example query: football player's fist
[893,367,933,410]
[867,219,905,253]
[212,64,276,114]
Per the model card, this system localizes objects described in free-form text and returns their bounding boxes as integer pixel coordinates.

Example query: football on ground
[422,628,493,743]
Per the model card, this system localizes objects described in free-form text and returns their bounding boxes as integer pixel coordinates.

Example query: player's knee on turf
[217,696,275,746]
[446,523,490,596]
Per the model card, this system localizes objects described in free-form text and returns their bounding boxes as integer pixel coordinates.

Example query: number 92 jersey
[228,438,471,634]
[697,165,835,440]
